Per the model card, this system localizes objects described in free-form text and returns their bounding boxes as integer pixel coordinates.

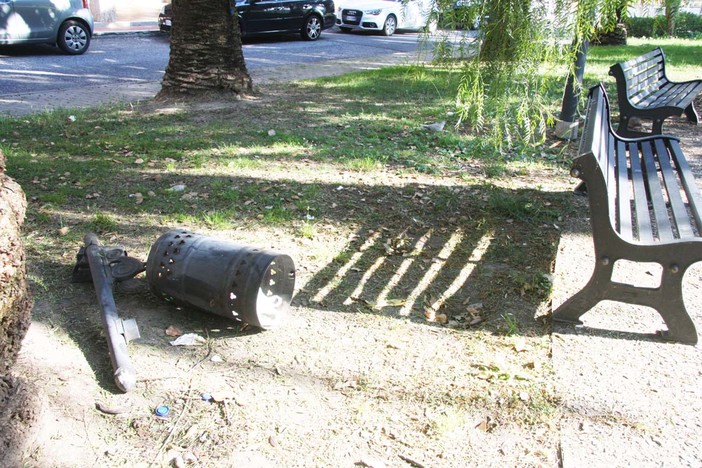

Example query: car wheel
[57,20,90,55]
[382,15,397,36]
[301,15,322,41]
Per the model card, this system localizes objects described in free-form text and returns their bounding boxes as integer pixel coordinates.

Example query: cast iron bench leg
[617,114,630,136]
[653,267,698,344]
[552,261,613,325]
[684,103,699,124]
[554,258,699,344]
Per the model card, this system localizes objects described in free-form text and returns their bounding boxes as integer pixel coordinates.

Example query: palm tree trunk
[158,0,252,98]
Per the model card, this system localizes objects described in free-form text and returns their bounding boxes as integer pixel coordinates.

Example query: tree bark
[0,148,37,465]
[158,0,253,99]
[665,0,681,37]
[0,149,32,376]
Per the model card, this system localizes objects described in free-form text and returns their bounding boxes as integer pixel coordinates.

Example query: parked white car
[0,0,93,54]
[336,0,436,36]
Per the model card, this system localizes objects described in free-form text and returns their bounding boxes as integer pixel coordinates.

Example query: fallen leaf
[95,401,131,415]
[210,390,235,402]
[167,184,186,192]
[524,360,542,370]
[58,226,70,236]
[170,333,206,346]
[268,435,279,447]
[384,298,406,307]
[476,418,490,432]
[333,380,357,390]
[165,325,182,337]
[513,341,529,353]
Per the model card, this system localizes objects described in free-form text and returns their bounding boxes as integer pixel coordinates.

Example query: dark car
[159,0,335,41]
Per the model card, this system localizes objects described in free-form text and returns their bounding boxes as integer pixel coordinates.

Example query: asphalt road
[0,30,434,96]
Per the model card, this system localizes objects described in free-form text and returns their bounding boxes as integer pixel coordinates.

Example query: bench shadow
[553,322,669,344]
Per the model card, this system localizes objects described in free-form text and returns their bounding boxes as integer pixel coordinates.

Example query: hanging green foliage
[451,0,622,157]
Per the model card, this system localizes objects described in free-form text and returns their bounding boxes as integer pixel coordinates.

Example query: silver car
[0,0,94,54]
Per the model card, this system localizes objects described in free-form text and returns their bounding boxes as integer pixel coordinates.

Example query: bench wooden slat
[606,132,617,230]
[616,140,633,238]
[632,79,670,105]
[650,82,694,108]
[627,142,654,242]
[656,81,702,108]
[627,75,667,105]
[641,141,674,242]
[624,61,665,84]
[624,65,664,85]
[623,60,664,83]
[669,139,702,229]
[654,139,695,239]
[621,48,664,69]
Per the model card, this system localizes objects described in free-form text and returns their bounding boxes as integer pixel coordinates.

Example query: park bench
[552,83,702,345]
[609,47,702,136]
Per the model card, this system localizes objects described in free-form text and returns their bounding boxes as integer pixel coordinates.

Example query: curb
[93,20,160,36]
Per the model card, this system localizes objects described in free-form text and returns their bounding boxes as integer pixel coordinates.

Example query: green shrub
[624,16,666,38]
[625,13,702,39]
[625,16,654,37]
[674,12,702,39]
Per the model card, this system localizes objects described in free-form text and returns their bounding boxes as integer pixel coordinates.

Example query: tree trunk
[0,150,32,376]
[665,0,681,37]
[0,149,38,465]
[157,0,253,98]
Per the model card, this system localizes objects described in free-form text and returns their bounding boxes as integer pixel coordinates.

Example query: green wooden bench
[553,83,702,344]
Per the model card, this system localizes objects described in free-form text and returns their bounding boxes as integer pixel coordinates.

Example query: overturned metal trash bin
[146,230,295,329]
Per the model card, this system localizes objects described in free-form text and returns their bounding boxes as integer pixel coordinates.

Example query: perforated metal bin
[146,230,295,329]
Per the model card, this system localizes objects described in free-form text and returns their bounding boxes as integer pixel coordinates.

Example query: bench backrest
[577,84,702,243]
[578,84,618,232]
[609,47,668,107]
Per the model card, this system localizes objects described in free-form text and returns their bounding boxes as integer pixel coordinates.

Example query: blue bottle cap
[154,405,170,417]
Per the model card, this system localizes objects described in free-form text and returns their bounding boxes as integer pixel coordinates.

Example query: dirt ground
[4,89,702,468]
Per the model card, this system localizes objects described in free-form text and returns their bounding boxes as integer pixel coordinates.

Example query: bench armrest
[613,132,680,145]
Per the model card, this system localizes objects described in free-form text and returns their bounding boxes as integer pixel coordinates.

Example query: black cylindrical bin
[146,230,295,329]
